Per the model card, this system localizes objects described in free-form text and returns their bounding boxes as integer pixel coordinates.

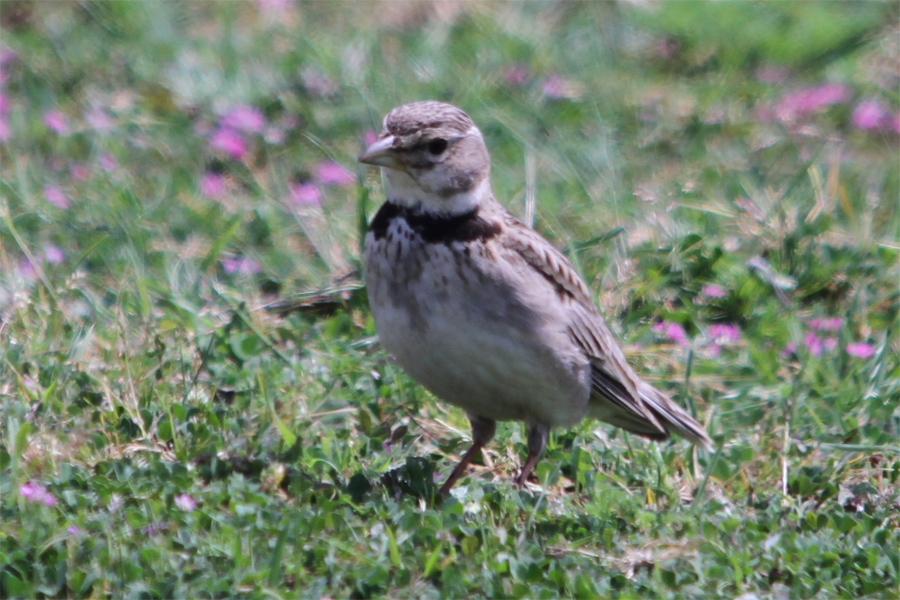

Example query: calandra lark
[360,101,712,494]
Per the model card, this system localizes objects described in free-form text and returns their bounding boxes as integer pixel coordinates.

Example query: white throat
[385,171,492,216]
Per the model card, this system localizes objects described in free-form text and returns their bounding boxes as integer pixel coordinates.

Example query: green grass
[2,2,899,598]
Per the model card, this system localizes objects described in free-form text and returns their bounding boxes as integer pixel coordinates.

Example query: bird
[359,101,712,494]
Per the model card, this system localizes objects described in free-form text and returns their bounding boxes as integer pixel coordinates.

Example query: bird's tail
[636,381,713,450]
[588,363,713,449]
[588,381,713,449]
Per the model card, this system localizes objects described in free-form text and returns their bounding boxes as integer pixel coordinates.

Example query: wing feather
[498,210,711,448]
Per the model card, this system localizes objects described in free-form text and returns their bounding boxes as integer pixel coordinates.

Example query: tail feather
[591,405,671,442]
[588,373,712,450]
[637,382,712,450]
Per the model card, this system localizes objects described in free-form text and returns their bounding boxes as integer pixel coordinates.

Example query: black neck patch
[369,202,501,244]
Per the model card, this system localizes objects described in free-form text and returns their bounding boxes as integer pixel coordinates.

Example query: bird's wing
[500,214,711,448]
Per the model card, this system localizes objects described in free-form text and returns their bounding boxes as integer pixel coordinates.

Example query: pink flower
[893,112,900,135]
[701,284,727,298]
[209,127,248,160]
[200,172,227,199]
[85,107,114,133]
[709,324,741,344]
[504,65,531,86]
[301,67,337,97]
[99,154,116,172]
[804,333,824,357]
[364,129,378,147]
[257,0,293,17]
[706,323,740,357]
[823,337,838,352]
[17,258,36,279]
[70,163,90,181]
[705,343,723,358]
[773,83,850,123]
[221,105,265,133]
[174,493,197,512]
[19,482,56,506]
[0,48,15,64]
[799,83,850,108]
[755,65,789,84]
[221,256,260,275]
[264,126,284,145]
[42,109,68,134]
[845,343,875,359]
[781,343,797,358]
[851,100,891,131]
[19,482,39,501]
[289,182,321,207]
[809,317,842,332]
[652,321,689,347]
[541,75,566,99]
[314,161,354,186]
[67,525,81,536]
[755,105,776,123]
[43,244,64,264]
[0,91,8,115]
[43,186,70,209]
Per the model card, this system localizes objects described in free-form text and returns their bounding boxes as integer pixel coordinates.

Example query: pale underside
[366,214,592,428]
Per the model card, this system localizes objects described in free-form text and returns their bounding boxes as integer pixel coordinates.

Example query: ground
[1,2,898,598]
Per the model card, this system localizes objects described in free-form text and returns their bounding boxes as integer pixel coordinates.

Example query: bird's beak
[359,135,402,170]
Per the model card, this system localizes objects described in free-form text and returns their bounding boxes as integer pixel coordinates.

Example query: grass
[1,2,899,598]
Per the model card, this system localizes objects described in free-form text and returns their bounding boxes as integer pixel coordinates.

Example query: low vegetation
[1,2,898,597]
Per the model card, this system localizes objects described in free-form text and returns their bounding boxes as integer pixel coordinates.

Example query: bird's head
[359,101,492,215]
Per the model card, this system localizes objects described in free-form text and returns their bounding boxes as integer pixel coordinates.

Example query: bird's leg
[439,415,496,495]
[514,423,549,487]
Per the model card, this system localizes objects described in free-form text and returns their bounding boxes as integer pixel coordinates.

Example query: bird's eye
[427,139,448,155]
